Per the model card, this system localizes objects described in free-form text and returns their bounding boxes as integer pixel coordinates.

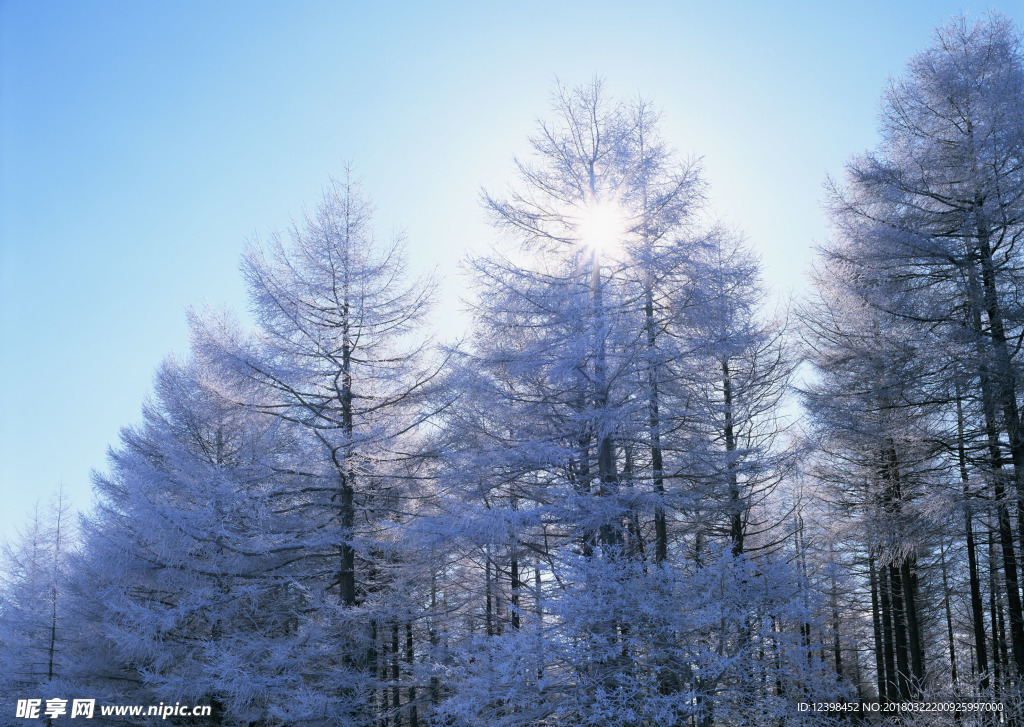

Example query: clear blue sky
[2,1,1018,540]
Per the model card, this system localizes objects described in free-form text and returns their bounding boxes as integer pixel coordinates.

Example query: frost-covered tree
[673,230,794,559]
[819,14,1024,711]
[801,252,948,701]
[0,489,74,706]
[68,352,312,723]
[469,78,712,562]
[431,79,828,727]
[193,171,442,725]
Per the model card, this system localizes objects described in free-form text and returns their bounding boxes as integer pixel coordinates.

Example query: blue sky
[2,1,1019,540]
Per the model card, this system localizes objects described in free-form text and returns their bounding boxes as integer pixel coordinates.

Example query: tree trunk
[392,623,401,727]
[988,524,1005,698]
[429,571,440,709]
[879,559,898,703]
[887,562,912,700]
[381,621,391,727]
[535,561,544,680]
[645,288,668,564]
[829,538,843,681]
[967,248,1024,675]
[406,622,418,727]
[340,481,356,606]
[958,389,990,691]
[485,550,494,637]
[869,554,888,702]
[901,558,925,687]
[974,205,1024,551]
[722,359,742,556]
[510,538,520,630]
[591,245,618,548]
[938,533,958,685]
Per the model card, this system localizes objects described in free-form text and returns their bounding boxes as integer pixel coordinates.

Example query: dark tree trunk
[406,622,418,727]
[340,482,356,606]
[485,551,494,637]
[429,572,440,709]
[830,539,843,681]
[989,524,1005,698]
[967,250,1024,674]
[869,554,888,702]
[722,360,742,556]
[645,288,668,564]
[879,561,898,704]
[392,623,401,727]
[381,621,391,727]
[958,390,990,691]
[989,465,1024,675]
[510,538,520,630]
[535,561,544,680]
[887,562,912,700]
[975,209,1024,545]
[938,534,958,685]
[591,246,619,549]
[339,285,357,608]
[901,558,925,687]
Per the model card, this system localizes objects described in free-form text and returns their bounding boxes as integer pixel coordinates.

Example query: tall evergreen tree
[0,490,74,707]
[434,79,830,727]
[194,171,441,724]
[70,353,312,722]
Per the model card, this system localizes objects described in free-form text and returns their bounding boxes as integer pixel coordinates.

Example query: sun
[576,199,628,257]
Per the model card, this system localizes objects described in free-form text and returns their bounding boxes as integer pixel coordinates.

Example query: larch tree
[820,13,1024,713]
[801,250,947,702]
[68,351,311,723]
[672,229,795,559]
[193,171,442,726]
[0,489,74,707]
[432,78,833,727]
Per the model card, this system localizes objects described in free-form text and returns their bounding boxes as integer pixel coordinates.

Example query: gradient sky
[2,1,1020,541]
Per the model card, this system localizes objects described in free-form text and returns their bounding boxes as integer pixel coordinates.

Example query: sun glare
[577,200,627,256]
